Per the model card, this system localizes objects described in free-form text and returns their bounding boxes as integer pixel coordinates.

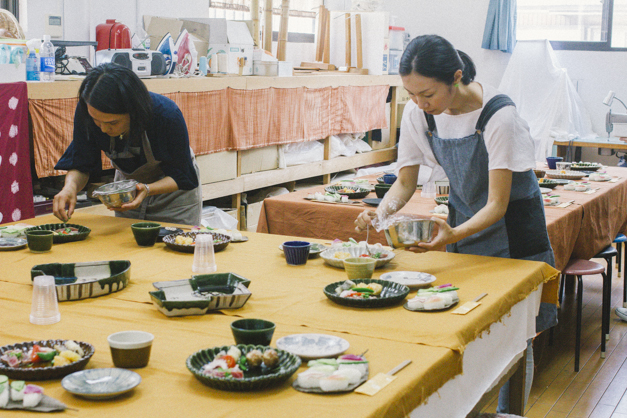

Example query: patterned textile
[29,85,389,177]
[0,82,34,224]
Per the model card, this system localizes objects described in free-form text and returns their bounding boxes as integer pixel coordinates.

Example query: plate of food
[0,340,94,380]
[31,260,131,302]
[540,187,552,194]
[305,192,361,205]
[404,285,460,312]
[163,232,231,253]
[379,271,436,290]
[538,178,559,189]
[279,242,328,258]
[324,279,410,308]
[324,185,371,199]
[61,368,141,400]
[545,170,586,180]
[542,195,561,206]
[293,354,368,393]
[0,237,27,251]
[26,224,91,244]
[276,334,349,360]
[434,196,449,205]
[186,345,301,391]
[320,245,395,269]
[589,173,612,182]
[157,227,183,242]
[570,162,602,172]
[191,227,248,242]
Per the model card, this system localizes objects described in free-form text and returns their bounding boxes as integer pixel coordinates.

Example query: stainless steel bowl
[384,219,435,249]
[92,180,138,208]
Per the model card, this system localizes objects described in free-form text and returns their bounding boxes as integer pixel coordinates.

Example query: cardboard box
[253,60,277,76]
[203,19,254,75]
[196,151,238,184]
[143,15,183,51]
[240,146,280,175]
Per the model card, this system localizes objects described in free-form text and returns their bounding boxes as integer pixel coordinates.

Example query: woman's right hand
[354,209,377,232]
[53,188,77,222]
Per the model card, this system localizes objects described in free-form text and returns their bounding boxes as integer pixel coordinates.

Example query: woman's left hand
[110,183,149,212]
[404,217,455,253]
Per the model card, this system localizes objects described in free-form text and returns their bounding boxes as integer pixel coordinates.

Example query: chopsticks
[387,359,412,376]
[473,293,488,302]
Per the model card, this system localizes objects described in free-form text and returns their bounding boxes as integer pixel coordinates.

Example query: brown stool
[561,259,608,372]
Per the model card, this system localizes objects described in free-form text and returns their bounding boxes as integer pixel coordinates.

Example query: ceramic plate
[26,224,91,244]
[0,237,27,251]
[163,232,231,253]
[362,198,382,207]
[231,236,249,243]
[551,179,573,185]
[157,227,183,242]
[0,340,94,380]
[379,271,436,290]
[186,344,301,391]
[279,242,328,258]
[324,185,371,199]
[545,170,586,180]
[292,364,369,394]
[276,334,350,360]
[540,187,552,194]
[434,196,449,205]
[323,279,410,308]
[62,368,141,399]
[403,300,458,312]
[320,247,395,269]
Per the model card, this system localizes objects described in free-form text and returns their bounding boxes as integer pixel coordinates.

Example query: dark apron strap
[474,94,515,133]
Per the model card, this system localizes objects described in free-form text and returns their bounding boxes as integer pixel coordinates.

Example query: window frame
[519,0,627,51]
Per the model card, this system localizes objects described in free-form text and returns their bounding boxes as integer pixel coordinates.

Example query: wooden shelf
[201,147,397,201]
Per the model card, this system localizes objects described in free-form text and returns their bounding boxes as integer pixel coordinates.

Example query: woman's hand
[405,217,455,253]
[112,183,149,212]
[53,188,77,222]
[354,209,377,232]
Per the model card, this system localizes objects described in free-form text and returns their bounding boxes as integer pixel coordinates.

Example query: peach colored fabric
[28,85,389,178]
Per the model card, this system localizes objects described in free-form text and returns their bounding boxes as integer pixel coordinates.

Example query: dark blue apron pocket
[504,196,552,259]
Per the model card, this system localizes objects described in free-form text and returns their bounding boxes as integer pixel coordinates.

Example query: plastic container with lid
[389,26,406,51]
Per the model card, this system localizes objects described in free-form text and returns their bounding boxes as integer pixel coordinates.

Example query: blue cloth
[55,92,198,190]
[482,0,517,53]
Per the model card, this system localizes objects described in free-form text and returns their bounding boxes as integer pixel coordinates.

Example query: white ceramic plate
[62,368,141,400]
[539,187,552,194]
[0,237,27,251]
[276,334,349,360]
[379,271,436,290]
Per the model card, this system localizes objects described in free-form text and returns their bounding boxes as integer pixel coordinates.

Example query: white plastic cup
[192,234,217,273]
[30,275,60,325]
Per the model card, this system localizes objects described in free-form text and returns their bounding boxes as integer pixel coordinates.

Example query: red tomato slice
[222,355,236,368]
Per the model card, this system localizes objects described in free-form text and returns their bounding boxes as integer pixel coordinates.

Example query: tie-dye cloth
[0,82,34,224]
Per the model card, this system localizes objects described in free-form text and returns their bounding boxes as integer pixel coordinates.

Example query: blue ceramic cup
[282,241,311,265]
[382,174,397,185]
[546,156,563,170]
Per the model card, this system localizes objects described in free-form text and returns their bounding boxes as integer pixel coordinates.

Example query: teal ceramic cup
[131,222,161,247]
[230,319,276,346]
[26,230,53,253]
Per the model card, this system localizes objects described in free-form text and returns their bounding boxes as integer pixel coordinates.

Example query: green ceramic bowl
[434,196,449,206]
[26,230,53,253]
[131,222,161,247]
[230,319,276,346]
[374,184,392,199]
[324,185,370,199]
[186,344,301,391]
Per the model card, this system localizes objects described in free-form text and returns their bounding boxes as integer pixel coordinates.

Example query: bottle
[40,35,55,82]
[26,50,40,81]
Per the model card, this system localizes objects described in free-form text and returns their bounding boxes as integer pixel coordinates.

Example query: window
[1,0,19,19]
[517,0,627,50]
[208,0,320,42]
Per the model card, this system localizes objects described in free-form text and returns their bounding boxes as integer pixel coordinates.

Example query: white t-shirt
[396,83,537,178]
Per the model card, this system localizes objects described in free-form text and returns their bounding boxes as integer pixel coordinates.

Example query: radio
[95,49,168,77]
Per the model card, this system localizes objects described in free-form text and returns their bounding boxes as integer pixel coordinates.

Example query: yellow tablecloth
[0,213,559,416]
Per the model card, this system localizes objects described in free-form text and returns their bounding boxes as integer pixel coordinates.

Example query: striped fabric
[29,85,389,178]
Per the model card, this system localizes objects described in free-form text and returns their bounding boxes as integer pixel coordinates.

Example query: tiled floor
[483,257,627,417]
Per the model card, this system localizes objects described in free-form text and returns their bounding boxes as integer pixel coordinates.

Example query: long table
[0,213,558,417]
[258,166,627,272]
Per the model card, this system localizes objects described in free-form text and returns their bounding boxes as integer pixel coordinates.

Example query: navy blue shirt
[55,92,198,190]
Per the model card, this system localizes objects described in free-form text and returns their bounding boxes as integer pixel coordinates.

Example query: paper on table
[355,359,411,396]
[452,293,487,315]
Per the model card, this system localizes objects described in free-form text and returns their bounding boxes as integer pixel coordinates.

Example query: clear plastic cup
[30,275,60,325]
[192,233,217,273]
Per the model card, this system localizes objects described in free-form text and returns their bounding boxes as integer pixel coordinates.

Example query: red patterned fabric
[0,82,34,224]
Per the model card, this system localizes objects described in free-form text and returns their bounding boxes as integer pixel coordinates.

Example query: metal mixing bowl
[384,219,435,249]
[92,180,138,208]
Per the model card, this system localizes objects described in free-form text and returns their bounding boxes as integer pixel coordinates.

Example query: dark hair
[78,63,152,141]
[399,35,476,85]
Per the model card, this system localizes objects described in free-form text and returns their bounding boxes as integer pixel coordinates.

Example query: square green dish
[149,273,252,317]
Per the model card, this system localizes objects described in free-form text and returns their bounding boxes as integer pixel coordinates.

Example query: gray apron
[105,133,202,226]
[424,94,557,331]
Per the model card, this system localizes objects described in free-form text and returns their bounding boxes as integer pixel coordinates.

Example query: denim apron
[106,133,202,226]
[424,94,556,331]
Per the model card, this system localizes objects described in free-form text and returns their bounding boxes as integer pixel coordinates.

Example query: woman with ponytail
[355,35,554,413]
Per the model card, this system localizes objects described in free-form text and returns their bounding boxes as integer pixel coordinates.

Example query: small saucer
[62,368,141,400]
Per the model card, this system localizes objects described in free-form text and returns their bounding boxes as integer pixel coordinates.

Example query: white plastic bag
[284,140,324,166]
[201,207,238,230]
